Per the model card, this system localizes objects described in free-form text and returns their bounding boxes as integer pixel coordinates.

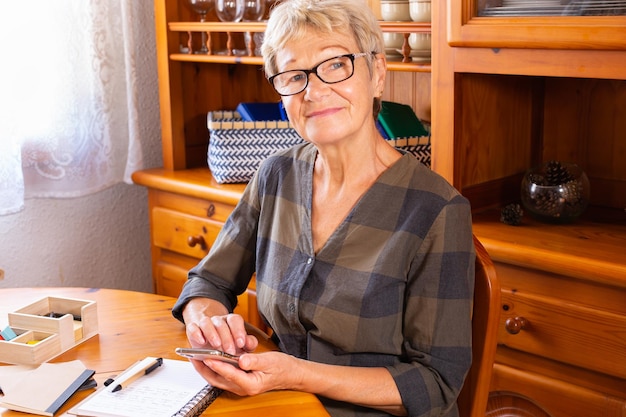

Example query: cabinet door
[447,0,626,49]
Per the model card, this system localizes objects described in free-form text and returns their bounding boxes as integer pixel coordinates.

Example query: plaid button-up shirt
[173,143,475,417]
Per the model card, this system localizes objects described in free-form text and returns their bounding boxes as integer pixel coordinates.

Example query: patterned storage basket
[207,110,304,184]
[387,135,431,167]
[207,110,431,184]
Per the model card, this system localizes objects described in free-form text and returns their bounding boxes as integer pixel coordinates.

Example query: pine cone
[528,172,547,186]
[545,160,574,186]
[562,179,585,217]
[533,189,564,217]
[500,203,524,226]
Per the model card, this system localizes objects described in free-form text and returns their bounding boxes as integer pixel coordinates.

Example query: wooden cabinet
[134,0,434,330]
[472,211,626,416]
[432,0,626,415]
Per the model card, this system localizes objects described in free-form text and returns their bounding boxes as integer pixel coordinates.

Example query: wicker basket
[207,110,304,184]
[387,136,431,167]
[207,110,431,184]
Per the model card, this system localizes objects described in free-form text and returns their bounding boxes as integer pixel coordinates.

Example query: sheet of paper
[69,358,210,417]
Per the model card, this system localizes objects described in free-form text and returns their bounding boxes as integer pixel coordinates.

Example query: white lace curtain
[0,1,144,215]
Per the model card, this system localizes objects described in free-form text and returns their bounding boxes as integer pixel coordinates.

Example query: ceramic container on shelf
[383,32,405,49]
[380,0,411,21]
[408,32,431,51]
[409,0,431,22]
[383,31,405,60]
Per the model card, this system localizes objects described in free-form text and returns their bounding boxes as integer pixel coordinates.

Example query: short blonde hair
[262,0,385,116]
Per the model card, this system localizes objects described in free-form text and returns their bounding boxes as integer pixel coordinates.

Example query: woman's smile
[305,106,342,119]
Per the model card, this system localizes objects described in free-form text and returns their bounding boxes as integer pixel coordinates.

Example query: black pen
[112,357,163,392]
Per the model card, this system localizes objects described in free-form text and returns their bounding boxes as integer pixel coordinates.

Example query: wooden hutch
[133,0,626,415]
[432,0,626,415]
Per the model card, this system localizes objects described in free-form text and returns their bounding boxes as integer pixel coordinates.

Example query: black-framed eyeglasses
[268,52,372,97]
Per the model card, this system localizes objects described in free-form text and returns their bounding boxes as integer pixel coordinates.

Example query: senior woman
[172,0,475,416]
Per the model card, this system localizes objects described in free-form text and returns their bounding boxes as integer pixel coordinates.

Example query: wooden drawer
[499,288,626,380]
[491,364,626,417]
[152,190,236,224]
[155,261,189,297]
[156,260,267,333]
[152,207,223,259]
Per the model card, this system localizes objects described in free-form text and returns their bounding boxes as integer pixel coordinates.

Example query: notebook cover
[377,101,429,139]
[236,102,284,121]
[0,361,95,417]
[45,369,96,415]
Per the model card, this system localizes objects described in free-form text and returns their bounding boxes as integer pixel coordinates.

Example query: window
[0,1,145,215]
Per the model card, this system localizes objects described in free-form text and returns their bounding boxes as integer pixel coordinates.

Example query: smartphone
[175,348,240,367]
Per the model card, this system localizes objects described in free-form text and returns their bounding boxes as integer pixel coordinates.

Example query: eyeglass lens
[271,54,360,96]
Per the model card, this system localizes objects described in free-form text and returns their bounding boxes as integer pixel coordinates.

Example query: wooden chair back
[457,235,501,417]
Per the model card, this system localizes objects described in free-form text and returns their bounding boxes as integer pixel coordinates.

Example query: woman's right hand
[182,298,259,356]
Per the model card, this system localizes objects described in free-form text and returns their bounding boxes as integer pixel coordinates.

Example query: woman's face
[275,28,385,147]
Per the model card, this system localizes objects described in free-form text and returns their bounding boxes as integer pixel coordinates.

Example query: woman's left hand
[188,351,300,396]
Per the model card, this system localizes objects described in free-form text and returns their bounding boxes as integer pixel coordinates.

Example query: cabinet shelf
[169,21,267,33]
[170,53,263,65]
[167,20,431,70]
[167,21,431,34]
[453,47,626,80]
[472,207,626,288]
[169,53,431,72]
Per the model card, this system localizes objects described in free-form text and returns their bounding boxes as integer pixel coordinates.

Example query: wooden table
[0,287,330,417]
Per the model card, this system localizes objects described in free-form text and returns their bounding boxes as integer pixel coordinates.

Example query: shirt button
[306,257,313,265]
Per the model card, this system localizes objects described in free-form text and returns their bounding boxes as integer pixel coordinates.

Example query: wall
[0,2,161,292]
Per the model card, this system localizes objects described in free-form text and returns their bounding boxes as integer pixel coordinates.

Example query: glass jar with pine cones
[521,161,590,223]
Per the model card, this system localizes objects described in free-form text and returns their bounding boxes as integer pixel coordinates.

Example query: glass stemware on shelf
[183,0,267,56]
[243,0,265,21]
[215,0,246,55]
[243,0,266,56]
[186,0,214,54]
[216,0,245,22]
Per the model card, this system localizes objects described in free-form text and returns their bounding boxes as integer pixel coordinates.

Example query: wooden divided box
[0,297,98,365]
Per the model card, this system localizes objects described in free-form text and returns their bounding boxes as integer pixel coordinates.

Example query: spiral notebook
[68,357,220,417]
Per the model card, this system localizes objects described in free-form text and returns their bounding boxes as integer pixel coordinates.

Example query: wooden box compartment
[0,329,59,366]
[0,297,98,365]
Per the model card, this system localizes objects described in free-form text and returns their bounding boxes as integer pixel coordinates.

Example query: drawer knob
[206,204,215,218]
[505,316,528,335]
[187,235,207,250]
